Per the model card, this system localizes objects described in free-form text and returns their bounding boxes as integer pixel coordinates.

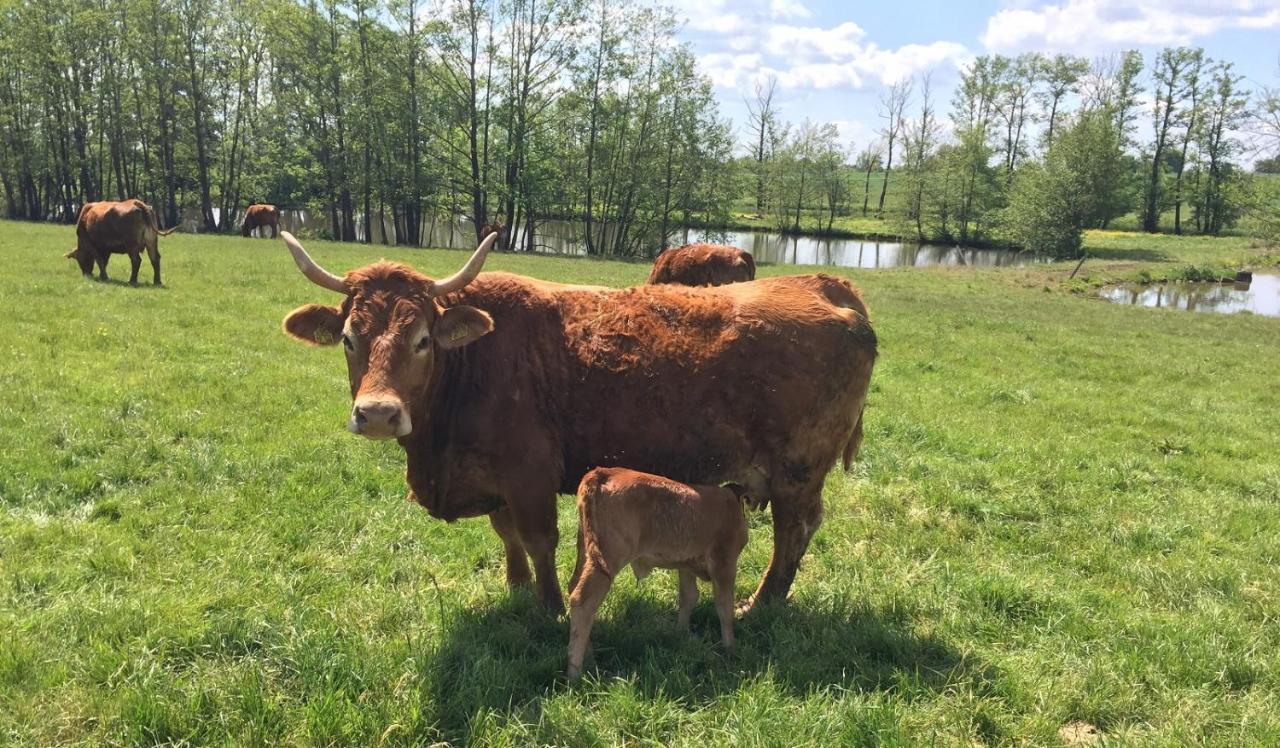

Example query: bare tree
[876,78,911,217]
[745,75,778,214]
[856,142,881,216]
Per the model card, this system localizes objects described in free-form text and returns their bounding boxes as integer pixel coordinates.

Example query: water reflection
[192,208,1037,269]
[694,229,1033,269]
[1098,274,1280,318]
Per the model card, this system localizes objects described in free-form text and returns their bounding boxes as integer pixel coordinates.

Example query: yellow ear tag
[314,328,334,345]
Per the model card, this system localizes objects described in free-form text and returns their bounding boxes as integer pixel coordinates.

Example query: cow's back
[78,200,148,251]
[449,273,875,495]
[647,244,755,287]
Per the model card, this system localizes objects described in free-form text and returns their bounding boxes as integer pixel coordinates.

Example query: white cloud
[769,0,812,20]
[764,22,868,62]
[673,0,969,94]
[700,52,766,89]
[671,0,750,33]
[982,0,1280,53]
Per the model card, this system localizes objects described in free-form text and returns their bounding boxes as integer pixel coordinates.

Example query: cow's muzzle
[349,398,411,439]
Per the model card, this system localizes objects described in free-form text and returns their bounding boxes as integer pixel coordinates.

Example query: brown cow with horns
[279,231,876,613]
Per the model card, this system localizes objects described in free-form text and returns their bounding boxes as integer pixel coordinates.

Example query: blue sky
[672,0,1280,155]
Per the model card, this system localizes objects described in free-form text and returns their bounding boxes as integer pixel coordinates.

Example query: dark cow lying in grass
[567,467,748,679]
[65,199,173,285]
[279,230,875,613]
[647,243,755,287]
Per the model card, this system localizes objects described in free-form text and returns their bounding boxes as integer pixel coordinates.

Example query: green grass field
[2,219,1279,745]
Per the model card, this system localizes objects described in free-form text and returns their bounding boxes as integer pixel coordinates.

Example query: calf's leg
[567,565,612,679]
[488,505,532,588]
[709,554,739,649]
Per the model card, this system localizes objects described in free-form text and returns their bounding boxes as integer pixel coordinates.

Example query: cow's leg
[509,494,564,614]
[128,251,142,285]
[147,239,161,284]
[567,564,611,679]
[488,505,532,589]
[676,569,699,631]
[746,483,824,612]
[96,253,109,281]
[270,223,278,239]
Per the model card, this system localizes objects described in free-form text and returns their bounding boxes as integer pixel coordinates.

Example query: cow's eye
[414,334,431,353]
[342,334,354,351]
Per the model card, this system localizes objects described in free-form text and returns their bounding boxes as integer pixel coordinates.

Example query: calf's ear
[434,305,494,350]
[283,304,344,346]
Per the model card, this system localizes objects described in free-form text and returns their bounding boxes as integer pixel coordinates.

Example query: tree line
[744,50,1279,256]
[0,0,735,257]
[2,1,1277,259]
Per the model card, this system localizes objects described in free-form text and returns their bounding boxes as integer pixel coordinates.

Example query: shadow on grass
[420,590,999,743]
[82,276,169,289]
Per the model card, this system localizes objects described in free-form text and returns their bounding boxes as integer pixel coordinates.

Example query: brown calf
[647,243,755,287]
[567,467,748,679]
[242,204,280,238]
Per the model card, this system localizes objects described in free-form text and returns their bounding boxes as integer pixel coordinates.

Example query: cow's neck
[398,346,472,519]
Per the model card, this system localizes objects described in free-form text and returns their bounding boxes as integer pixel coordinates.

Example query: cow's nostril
[354,408,368,425]
[388,411,400,426]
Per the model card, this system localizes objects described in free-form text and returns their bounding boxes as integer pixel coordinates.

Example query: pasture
[2,219,1279,745]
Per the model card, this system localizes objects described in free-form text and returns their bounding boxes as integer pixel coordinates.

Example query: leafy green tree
[1002,108,1125,258]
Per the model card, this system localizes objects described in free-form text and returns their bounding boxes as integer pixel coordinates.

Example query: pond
[1098,274,1280,318]
[241,210,1038,270]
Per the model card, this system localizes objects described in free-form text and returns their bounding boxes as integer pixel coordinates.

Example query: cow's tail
[142,203,177,236]
[841,405,865,471]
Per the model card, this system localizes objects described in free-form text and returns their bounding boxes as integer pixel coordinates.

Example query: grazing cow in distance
[65,199,173,285]
[567,467,748,679]
[647,243,755,287]
[278,230,875,614]
[242,204,280,238]
[479,221,507,250]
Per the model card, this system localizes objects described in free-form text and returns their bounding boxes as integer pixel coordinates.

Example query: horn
[281,231,347,294]
[430,231,499,297]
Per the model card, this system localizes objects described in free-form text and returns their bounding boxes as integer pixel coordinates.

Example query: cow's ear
[434,305,493,350]
[283,304,345,346]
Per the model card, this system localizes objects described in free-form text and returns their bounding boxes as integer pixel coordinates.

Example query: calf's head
[280,231,498,439]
